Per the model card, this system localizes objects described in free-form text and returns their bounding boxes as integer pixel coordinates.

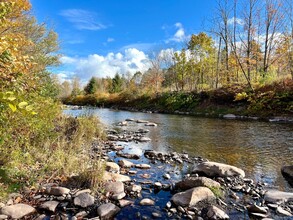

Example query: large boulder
[97,203,120,219]
[281,165,293,186]
[171,186,215,207]
[1,204,36,219]
[175,177,221,191]
[193,162,245,178]
[264,190,293,204]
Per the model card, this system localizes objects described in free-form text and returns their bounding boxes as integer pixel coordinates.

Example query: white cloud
[227,17,244,26]
[60,9,107,30]
[59,48,151,83]
[107,38,115,42]
[165,22,189,43]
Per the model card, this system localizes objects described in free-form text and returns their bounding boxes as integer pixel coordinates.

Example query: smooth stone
[166,201,172,209]
[135,164,151,169]
[175,177,221,190]
[136,120,149,123]
[75,211,88,218]
[206,205,229,219]
[97,203,120,219]
[249,212,268,218]
[138,137,151,142]
[46,186,70,196]
[74,193,95,208]
[154,182,162,188]
[105,181,124,195]
[103,171,131,182]
[223,114,237,119]
[128,170,137,175]
[163,174,171,179]
[107,134,119,141]
[74,189,91,197]
[112,192,126,200]
[117,152,140,160]
[171,187,216,207]
[247,204,268,214]
[119,199,134,207]
[276,206,292,216]
[281,165,293,185]
[106,162,120,173]
[1,204,36,219]
[0,215,8,220]
[127,184,142,193]
[139,198,155,206]
[264,190,293,204]
[39,201,59,212]
[193,161,245,178]
[118,159,134,168]
[145,122,157,127]
[152,212,162,218]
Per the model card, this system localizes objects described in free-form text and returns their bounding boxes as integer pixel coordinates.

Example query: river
[64,107,293,192]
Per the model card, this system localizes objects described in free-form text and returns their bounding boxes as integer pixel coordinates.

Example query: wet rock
[118,121,127,126]
[281,165,293,186]
[97,203,120,219]
[139,198,155,206]
[118,159,134,168]
[39,201,59,212]
[105,181,124,198]
[128,170,137,175]
[152,212,162,218]
[247,204,268,214]
[46,186,70,196]
[193,161,245,178]
[138,137,151,142]
[249,212,268,218]
[166,201,172,209]
[154,182,162,188]
[34,214,46,220]
[223,114,237,119]
[264,190,293,204]
[171,187,216,207]
[107,134,119,141]
[106,162,120,173]
[136,120,149,123]
[276,206,292,216]
[112,192,126,200]
[1,204,36,219]
[163,173,171,179]
[145,122,157,127]
[175,177,221,191]
[126,118,135,121]
[126,184,142,193]
[75,211,87,219]
[119,199,134,207]
[136,128,150,133]
[74,193,95,208]
[116,152,140,160]
[206,205,229,219]
[135,164,151,169]
[103,171,131,182]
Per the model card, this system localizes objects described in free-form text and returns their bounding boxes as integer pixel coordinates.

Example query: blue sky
[31,0,216,83]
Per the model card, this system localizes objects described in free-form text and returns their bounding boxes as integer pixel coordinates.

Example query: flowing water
[65,107,293,192]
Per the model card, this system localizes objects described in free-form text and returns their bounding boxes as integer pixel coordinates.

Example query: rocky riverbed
[0,119,292,219]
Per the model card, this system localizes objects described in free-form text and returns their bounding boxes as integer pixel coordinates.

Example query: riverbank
[63,79,293,121]
[1,117,292,219]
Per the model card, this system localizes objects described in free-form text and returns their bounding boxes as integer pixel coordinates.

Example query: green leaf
[8,103,17,112]
[7,96,16,101]
[18,101,28,109]
[25,105,33,111]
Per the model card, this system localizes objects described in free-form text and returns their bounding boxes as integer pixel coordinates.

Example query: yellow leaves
[234,92,248,101]
[8,103,17,112]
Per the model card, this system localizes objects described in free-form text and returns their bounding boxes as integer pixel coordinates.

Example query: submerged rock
[193,161,245,178]
[171,187,215,207]
[1,204,36,219]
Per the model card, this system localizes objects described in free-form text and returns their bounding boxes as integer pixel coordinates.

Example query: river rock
[276,206,292,216]
[74,193,95,208]
[119,199,134,207]
[281,165,293,185]
[136,119,149,123]
[74,189,91,197]
[135,164,151,169]
[138,137,151,142]
[105,181,124,195]
[107,134,119,141]
[145,122,157,127]
[163,173,171,179]
[116,152,140,160]
[97,203,120,219]
[39,201,59,212]
[103,171,131,182]
[46,186,70,196]
[118,159,134,168]
[175,177,221,191]
[106,162,120,173]
[127,184,142,193]
[264,190,293,204]
[171,187,215,207]
[223,114,237,119]
[247,204,268,214]
[193,161,245,178]
[1,204,36,219]
[206,205,229,219]
[139,198,155,206]
[136,128,150,133]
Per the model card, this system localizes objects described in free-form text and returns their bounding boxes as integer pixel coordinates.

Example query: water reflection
[64,108,293,191]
